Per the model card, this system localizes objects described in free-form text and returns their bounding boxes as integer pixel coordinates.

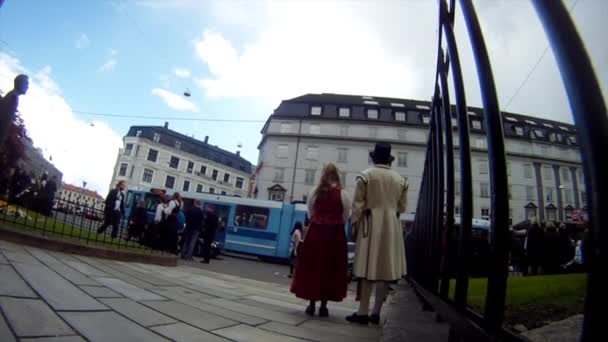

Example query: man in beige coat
[346,142,408,325]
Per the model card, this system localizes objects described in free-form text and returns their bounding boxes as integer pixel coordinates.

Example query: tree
[0,109,31,196]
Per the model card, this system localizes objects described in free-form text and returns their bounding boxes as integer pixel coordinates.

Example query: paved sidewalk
[0,239,382,341]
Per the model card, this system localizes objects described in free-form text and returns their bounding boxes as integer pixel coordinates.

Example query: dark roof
[126,126,253,174]
[267,93,579,147]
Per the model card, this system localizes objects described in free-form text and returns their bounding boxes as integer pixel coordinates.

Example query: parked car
[84,210,103,221]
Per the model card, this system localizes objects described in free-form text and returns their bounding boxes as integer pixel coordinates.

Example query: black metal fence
[0,196,160,254]
[406,0,606,341]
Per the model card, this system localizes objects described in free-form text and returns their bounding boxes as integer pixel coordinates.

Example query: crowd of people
[1,167,58,216]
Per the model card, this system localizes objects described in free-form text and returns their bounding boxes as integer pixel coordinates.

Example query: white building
[57,183,105,211]
[255,93,586,224]
[110,123,253,198]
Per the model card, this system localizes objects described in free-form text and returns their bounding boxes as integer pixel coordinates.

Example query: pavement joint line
[0,299,19,341]
[256,324,319,342]
[12,333,81,339]
[0,294,40,300]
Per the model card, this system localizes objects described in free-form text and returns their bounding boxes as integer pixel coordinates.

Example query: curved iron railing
[406,0,606,341]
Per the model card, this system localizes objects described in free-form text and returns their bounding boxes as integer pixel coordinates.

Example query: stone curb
[0,224,177,266]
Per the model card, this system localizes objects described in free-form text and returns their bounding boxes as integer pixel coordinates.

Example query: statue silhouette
[0,74,29,146]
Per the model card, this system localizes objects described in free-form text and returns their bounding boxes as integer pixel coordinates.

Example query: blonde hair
[313,163,341,200]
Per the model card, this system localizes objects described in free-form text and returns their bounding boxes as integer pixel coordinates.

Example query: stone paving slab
[79,285,123,298]
[74,256,158,289]
[60,311,169,342]
[0,311,17,342]
[1,250,43,265]
[0,239,22,252]
[203,298,307,325]
[244,295,354,318]
[298,320,381,340]
[0,297,74,337]
[178,281,246,300]
[0,251,8,264]
[0,264,37,297]
[63,260,108,277]
[20,336,85,342]
[12,262,107,311]
[98,298,177,327]
[151,322,232,342]
[259,321,378,342]
[142,300,238,331]
[150,286,215,302]
[213,323,307,342]
[34,258,100,286]
[95,277,166,301]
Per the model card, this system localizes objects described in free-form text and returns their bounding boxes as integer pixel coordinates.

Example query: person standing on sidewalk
[162,192,182,254]
[200,204,218,264]
[97,181,126,239]
[346,142,408,325]
[287,221,304,278]
[181,199,204,260]
[291,163,350,317]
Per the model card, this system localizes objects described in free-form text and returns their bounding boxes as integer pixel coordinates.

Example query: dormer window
[153,133,160,142]
[531,129,544,138]
[569,136,577,144]
[310,106,322,116]
[364,100,379,105]
[514,126,524,136]
[549,132,557,142]
[525,120,537,125]
[472,120,482,130]
[391,103,405,108]
[338,107,350,118]
[543,123,554,128]
[422,115,431,124]
[559,126,570,131]
[175,141,181,150]
[367,109,379,119]
[394,111,406,122]
[505,117,517,122]
[136,130,142,137]
[416,105,431,110]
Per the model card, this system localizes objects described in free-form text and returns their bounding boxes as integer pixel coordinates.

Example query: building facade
[110,123,253,198]
[57,183,104,211]
[255,93,586,224]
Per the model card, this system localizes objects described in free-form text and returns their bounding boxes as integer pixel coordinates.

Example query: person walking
[290,163,350,317]
[346,142,408,325]
[288,222,304,278]
[525,218,544,275]
[97,181,126,239]
[128,200,147,243]
[162,192,182,254]
[181,199,205,260]
[200,204,219,264]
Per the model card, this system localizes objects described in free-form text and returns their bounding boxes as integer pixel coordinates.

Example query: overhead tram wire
[72,109,266,123]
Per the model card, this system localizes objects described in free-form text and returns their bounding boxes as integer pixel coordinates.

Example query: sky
[0,0,606,194]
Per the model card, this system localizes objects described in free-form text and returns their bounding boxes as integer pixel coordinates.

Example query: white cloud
[0,53,123,194]
[99,49,118,72]
[174,67,191,78]
[74,33,90,49]
[151,88,198,112]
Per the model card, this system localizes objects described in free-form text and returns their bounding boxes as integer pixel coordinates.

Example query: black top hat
[369,142,395,164]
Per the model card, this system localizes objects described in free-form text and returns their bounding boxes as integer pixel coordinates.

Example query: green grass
[450,274,587,328]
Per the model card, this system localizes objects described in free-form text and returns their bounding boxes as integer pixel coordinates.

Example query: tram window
[208,204,230,232]
[144,193,163,211]
[234,205,269,229]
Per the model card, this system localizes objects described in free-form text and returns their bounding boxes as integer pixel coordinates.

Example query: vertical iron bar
[434,93,446,294]
[533,1,608,340]
[459,0,510,330]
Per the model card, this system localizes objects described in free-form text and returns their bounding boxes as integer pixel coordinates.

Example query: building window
[564,189,572,203]
[526,186,535,201]
[476,138,487,149]
[526,207,537,220]
[147,149,158,162]
[339,107,350,118]
[514,126,524,136]
[274,168,285,182]
[236,177,244,189]
[223,173,230,183]
[165,175,176,189]
[455,206,461,215]
[221,191,227,195]
[209,187,215,194]
[124,143,133,155]
[479,160,488,174]
[569,136,577,144]
[153,133,160,143]
[142,169,154,183]
[480,183,490,198]
[369,127,378,138]
[183,180,190,192]
[175,141,181,150]
[306,146,319,160]
[169,156,180,169]
[397,129,407,141]
[562,168,570,182]
[270,192,284,201]
[309,124,321,135]
[523,164,533,178]
[367,109,379,119]
[311,106,322,116]
[546,187,554,202]
[199,165,207,176]
[481,208,490,219]
[196,184,203,193]
[187,161,194,174]
[546,206,557,221]
[280,123,291,133]
[422,115,431,124]
[543,166,553,181]
[549,132,557,142]
[118,163,128,177]
[134,145,140,157]
[337,148,348,163]
[305,169,316,185]
[276,144,289,159]
[397,152,408,167]
[136,130,142,137]
[395,111,406,122]
[472,120,482,130]
[339,125,349,136]
[211,169,218,181]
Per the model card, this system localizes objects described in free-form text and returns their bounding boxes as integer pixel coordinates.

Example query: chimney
[236,151,240,156]
[164,122,169,129]
[204,136,209,143]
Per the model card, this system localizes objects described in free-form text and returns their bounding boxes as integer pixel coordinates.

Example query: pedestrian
[162,192,182,254]
[290,163,351,317]
[543,221,561,274]
[557,223,574,267]
[346,142,408,325]
[97,181,126,239]
[525,218,544,275]
[128,200,147,243]
[146,196,168,249]
[200,204,218,264]
[181,199,204,260]
[287,221,304,278]
[0,74,29,146]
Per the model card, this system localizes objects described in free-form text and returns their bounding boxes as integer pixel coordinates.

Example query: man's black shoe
[346,313,369,325]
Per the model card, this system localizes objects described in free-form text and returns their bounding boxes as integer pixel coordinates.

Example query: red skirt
[290,223,348,302]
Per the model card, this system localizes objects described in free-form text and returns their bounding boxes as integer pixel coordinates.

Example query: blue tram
[123,189,308,259]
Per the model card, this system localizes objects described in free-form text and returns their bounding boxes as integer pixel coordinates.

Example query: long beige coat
[351,165,408,281]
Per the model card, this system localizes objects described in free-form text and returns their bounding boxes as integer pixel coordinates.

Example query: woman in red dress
[291,163,351,317]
